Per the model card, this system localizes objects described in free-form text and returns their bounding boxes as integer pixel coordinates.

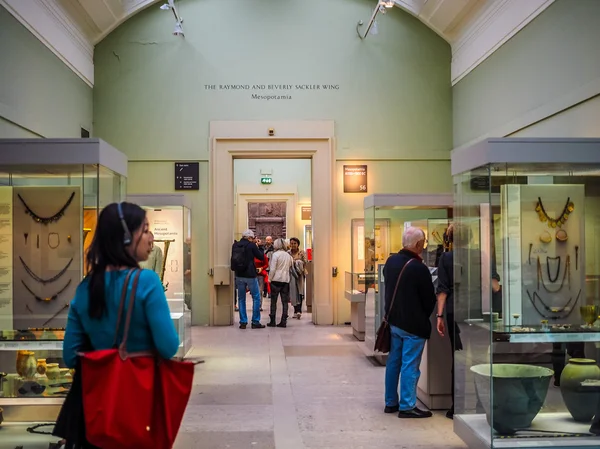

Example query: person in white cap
[230,229,266,329]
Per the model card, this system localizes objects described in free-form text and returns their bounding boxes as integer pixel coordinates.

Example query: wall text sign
[175,162,199,190]
[301,206,312,221]
[343,165,367,193]
[204,83,340,101]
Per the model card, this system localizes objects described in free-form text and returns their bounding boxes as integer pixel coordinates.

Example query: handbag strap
[113,269,135,348]
[119,269,143,358]
[384,258,415,323]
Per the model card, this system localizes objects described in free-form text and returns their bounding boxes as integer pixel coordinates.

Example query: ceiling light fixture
[160,0,185,38]
[356,0,396,40]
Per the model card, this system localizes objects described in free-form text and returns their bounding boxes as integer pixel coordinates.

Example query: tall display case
[362,194,453,409]
[0,138,127,423]
[452,138,600,449]
[127,194,192,359]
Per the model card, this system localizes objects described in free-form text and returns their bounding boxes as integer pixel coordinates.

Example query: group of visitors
[231,230,307,329]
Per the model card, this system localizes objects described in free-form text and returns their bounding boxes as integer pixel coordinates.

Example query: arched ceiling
[66,0,483,45]
[0,0,554,87]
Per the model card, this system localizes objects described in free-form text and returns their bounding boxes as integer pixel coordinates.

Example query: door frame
[209,120,335,326]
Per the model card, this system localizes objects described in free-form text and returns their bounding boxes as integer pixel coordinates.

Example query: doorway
[209,121,335,326]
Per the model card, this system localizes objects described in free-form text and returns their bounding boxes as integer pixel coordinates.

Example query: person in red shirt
[255,254,270,311]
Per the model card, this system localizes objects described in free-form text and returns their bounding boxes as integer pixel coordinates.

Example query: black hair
[86,202,147,319]
[290,237,300,245]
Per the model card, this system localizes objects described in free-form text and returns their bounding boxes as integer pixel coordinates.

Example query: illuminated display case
[127,194,192,359]
[452,138,600,448]
[0,138,126,422]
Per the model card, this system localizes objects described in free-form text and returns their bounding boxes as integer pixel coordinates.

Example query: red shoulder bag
[81,269,194,449]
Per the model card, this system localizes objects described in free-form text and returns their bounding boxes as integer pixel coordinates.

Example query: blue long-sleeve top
[63,269,180,368]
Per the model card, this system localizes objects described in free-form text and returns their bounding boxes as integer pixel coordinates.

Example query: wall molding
[451,0,554,85]
[0,0,94,87]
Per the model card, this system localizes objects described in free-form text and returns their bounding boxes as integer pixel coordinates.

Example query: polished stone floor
[0,298,465,449]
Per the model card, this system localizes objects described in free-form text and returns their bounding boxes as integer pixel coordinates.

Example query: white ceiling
[0,0,555,87]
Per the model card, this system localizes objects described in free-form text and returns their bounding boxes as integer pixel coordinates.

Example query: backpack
[231,241,249,272]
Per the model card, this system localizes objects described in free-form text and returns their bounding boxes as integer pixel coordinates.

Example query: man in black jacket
[383,227,436,418]
[232,230,265,329]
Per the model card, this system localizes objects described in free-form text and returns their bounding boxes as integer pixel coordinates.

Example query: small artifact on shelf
[580,305,599,326]
[36,358,47,376]
[512,326,536,332]
[46,363,60,381]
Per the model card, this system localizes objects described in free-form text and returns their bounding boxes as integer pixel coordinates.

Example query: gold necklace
[535,197,574,228]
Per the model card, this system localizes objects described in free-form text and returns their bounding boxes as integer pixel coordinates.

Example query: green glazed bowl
[471,364,553,435]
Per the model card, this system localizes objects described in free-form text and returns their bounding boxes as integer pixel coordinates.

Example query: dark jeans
[293,294,304,314]
[270,281,289,322]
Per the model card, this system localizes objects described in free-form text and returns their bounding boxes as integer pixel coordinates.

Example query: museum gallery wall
[94,0,453,325]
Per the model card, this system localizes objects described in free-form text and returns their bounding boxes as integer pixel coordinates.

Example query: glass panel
[140,204,191,358]
[454,159,600,447]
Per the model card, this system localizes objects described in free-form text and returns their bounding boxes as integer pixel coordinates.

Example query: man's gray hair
[242,229,255,239]
[402,227,425,249]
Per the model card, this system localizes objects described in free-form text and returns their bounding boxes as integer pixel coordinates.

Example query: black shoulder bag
[374,259,414,353]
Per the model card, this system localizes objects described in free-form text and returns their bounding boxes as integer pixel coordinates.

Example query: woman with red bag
[58,202,188,448]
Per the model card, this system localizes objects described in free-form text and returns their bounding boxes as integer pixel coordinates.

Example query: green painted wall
[94,0,453,324]
[94,0,452,161]
[0,7,93,138]
[453,0,600,148]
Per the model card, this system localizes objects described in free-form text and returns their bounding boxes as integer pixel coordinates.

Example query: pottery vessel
[16,351,35,377]
[560,358,600,422]
[36,359,47,376]
[22,352,37,379]
[471,363,553,435]
[46,363,60,381]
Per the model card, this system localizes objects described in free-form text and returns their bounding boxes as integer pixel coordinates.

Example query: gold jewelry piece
[535,197,574,228]
[556,229,568,242]
[539,231,552,244]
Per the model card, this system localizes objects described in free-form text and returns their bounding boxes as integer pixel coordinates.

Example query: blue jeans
[235,277,262,325]
[385,325,426,411]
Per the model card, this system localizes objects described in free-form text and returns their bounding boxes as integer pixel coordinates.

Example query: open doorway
[209,121,335,326]
[232,158,313,326]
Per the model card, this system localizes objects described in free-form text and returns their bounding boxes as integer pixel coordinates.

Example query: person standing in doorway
[288,237,307,319]
[231,230,265,329]
[383,227,436,419]
[263,236,274,298]
[268,238,293,328]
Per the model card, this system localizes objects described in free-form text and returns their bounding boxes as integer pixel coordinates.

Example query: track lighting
[160,0,184,38]
[356,0,396,40]
[173,21,184,37]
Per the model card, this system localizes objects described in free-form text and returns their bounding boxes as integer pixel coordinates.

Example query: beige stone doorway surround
[209,121,335,326]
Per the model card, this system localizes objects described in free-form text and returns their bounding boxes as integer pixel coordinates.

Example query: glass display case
[0,138,127,422]
[127,194,192,359]
[452,138,600,448]
[345,271,366,340]
[363,193,454,409]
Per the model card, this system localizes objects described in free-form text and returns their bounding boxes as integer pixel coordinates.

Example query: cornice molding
[0,0,94,87]
[451,0,555,85]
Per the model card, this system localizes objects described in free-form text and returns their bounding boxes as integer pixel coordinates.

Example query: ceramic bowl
[471,363,553,435]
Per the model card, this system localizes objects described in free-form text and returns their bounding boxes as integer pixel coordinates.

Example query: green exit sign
[261,177,273,185]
